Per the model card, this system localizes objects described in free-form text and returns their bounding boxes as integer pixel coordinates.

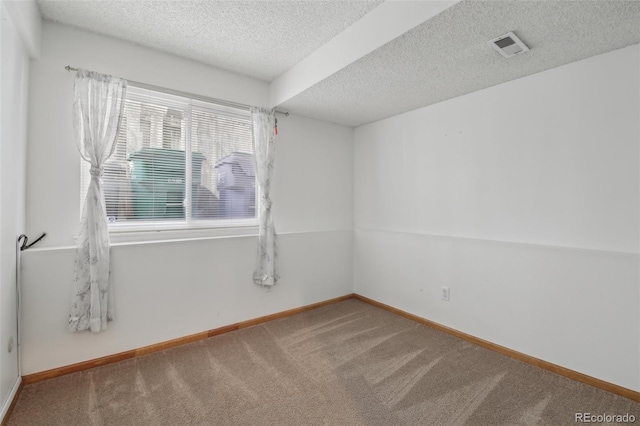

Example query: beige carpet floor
[8,299,639,425]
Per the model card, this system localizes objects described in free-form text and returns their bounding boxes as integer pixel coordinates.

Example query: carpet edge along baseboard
[0,380,23,426]
[353,293,640,403]
[21,292,639,403]
[21,293,355,385]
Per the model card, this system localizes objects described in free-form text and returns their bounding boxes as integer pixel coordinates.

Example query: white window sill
[74,221,260,246]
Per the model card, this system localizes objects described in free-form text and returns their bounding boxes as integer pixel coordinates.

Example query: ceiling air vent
[488,31,529,58]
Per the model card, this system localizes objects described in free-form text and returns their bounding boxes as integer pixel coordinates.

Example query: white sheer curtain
[251,107,279,286]
[69,70,127,333]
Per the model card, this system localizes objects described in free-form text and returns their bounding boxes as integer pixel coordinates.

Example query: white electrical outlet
[441,287,450,301]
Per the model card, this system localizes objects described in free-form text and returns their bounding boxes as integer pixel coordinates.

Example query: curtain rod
[64,65,289,117]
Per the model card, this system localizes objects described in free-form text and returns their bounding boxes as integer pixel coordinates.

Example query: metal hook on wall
[17,233,46,251]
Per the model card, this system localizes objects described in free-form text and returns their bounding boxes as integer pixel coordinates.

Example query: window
[81,85,257,233]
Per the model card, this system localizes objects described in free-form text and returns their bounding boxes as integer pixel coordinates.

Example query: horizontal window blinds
[80,85,257,231]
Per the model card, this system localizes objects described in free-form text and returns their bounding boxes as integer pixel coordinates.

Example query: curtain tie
[89,166,104,178]
[262,197,272,210]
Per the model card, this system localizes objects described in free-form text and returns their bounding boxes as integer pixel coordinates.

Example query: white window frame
[80,83,259,243]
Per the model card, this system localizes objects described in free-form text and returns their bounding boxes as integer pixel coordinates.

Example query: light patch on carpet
[241,339,298,394]
[397,372,507,425]
[134,370,157,419]
[134,370,148,397]
[166,363,207,418]
[280,318,370,361]
[334,331,404,367]
[205,351,260,403]
[335,325,382,342]
[287,331,404,384]
[515,394,552,425]
[281,337,327,361]
[87,373,102,426]
[283,312,363,340]
[364,348,427,385]
[381,356,442,407]
[283,317,365,347]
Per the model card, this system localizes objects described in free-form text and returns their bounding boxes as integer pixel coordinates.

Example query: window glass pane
[105,95,187,224]
[81,85,257,231]
[190,106,255,221]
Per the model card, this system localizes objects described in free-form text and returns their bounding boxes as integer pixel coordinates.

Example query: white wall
[22,22,354,374]
[1,0,40,58]
[354,45,640,391]
[22,230,353,374]
[0,0,32,414]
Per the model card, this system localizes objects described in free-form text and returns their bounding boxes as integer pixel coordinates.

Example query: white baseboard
[0,376,22,424]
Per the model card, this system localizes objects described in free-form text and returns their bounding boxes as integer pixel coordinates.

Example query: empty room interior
[1,0,639,424]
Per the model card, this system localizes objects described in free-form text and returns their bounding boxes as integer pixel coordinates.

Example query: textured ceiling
[36,0,640,127]
[36,0,382,81]
[280,0,640,127]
